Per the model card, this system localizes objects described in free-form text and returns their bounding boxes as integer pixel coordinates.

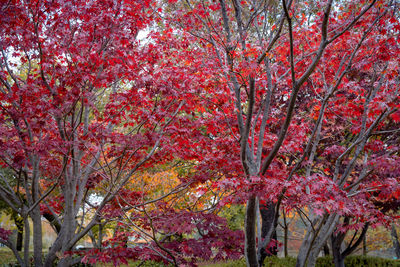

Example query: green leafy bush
[2,253,400,267]
[263,256,297,267]
[344,255,400,267]
[315,256,400,267]
[204,258,246,266]
[316,256,333,267]
[214,256,400,267]
[128,261,172,267]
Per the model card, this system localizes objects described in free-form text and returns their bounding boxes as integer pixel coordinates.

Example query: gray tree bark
[331,221,369,267]
[32,207,43,267]
[257,202,278,266]
[296,214,339,267]
[283,211,289,257]
[391,225,400,259]
[245,195,259,267]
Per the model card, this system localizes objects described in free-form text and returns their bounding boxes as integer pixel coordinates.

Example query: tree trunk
[323,243,330,256]
[331,219,368,267]
[296,222,313,267]
[58,195,78,266]
[32,207,43,267]
[261,202,278,256]
[98,222,103,250]
[296,221,321,267]
[332,253,345,267]
[16,224,23,252]
[44,229,65,267]
[23,216,30,266]
[283,210,289,257]
[31,158,43,267]
[245,195,258,267]
[304,245,320,267]
[331,233,345,267]
[391,225,400,259]
[362,234,367,256]
[88,229,98,248]
[43,213,61,233]
[45,187,78,267]
[256,202,278,266]
[296,214,339,267]
[12,212,24,251]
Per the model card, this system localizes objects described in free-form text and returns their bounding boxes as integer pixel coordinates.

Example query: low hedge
[316,256,400,267]
[202,256,400,267]
[2,254,400,266]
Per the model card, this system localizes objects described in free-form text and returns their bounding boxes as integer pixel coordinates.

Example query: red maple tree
[0,0,399,267]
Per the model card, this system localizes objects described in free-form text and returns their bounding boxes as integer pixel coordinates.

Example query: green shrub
[314,255,400,267]
[128,261,173,267]
[263,256,297,267]
[344,255,400,267]
[315,256,333,267]
[205,258,246,267]
[2,253,400,267]
[202,256,400,267]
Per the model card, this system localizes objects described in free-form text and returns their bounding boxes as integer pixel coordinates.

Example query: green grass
[0,250,22,265]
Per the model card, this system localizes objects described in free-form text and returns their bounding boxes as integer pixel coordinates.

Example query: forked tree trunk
[296,214,339,267]
[331,218,369,267]
[246,197,279,267]
[331,234,345,267]
[57,184,79,267]
[332,251,345,267]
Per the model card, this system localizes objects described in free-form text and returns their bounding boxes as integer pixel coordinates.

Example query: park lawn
[0,249,22,265]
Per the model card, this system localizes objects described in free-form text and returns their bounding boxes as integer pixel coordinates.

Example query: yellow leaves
[131,168,180,195]
[126,165,219,213]
[313,104,321,120]
[366,226,392,251]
